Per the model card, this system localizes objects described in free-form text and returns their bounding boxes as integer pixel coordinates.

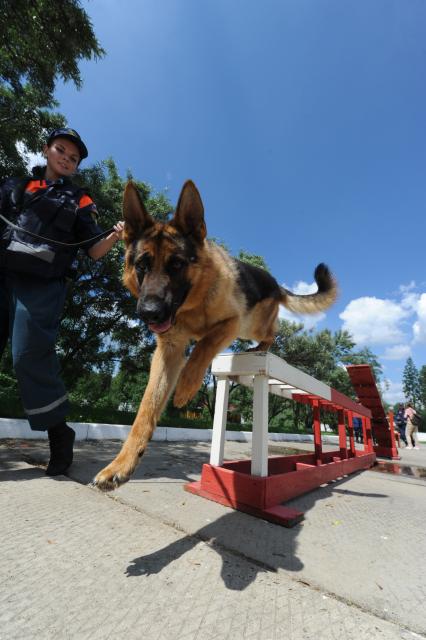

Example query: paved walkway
[1,438,425,640]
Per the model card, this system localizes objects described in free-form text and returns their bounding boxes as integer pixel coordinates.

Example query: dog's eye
[136,255,152,274]
[168,257,186,271]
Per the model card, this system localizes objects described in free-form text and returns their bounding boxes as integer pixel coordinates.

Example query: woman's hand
[113,221,124,241]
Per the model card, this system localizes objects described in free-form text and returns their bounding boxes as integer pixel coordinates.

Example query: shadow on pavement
[125,472,388,591]
[0,466,45,481]
[125,510,276,590]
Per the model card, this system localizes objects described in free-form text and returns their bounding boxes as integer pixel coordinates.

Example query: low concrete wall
[1,417,425,444]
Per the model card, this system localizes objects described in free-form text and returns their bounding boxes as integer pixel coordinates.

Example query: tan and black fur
[93,180,338,490]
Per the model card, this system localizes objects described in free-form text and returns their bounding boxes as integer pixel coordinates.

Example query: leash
[0,213,116,248]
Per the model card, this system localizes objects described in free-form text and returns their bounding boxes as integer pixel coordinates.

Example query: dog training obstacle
[346,364,399,459]
[185,352,376,527]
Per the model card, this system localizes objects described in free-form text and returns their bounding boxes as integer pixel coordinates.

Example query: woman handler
[0,128,124,475]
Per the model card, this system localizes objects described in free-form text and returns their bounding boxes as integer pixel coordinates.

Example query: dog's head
[122,180,206,334]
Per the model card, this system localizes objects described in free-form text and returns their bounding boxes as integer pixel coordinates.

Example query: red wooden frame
[186,374,377,527]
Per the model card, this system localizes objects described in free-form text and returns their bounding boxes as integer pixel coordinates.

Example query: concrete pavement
[0,437,425,640]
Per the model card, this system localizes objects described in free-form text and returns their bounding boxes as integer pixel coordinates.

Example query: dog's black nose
[137,296,171,324]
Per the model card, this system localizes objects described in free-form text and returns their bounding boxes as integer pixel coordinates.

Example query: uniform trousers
[0,272,69,430]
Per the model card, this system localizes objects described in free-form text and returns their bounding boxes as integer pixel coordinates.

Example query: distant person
[394,403,408,447]
[404,402,420,450]
[352,416,363,443]
[0,128,124,476]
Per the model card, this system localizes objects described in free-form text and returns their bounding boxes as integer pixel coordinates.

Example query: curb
[2,417,424,444]
[0,417,341,444]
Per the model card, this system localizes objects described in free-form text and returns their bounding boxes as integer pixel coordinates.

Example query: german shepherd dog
[93,181,337,491]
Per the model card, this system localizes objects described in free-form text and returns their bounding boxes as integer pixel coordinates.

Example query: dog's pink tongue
[148,318,172,334]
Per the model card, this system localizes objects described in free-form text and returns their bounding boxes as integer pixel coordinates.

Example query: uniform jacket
[0,175,103,279]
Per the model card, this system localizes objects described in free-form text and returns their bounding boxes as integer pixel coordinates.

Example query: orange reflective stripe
[25,180,47,193]
[78,194,94,209]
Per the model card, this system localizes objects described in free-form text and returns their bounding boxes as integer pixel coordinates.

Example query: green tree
[402,357,420,406]
[0,0,104,179]
[419,365,426,409]
[108,367,150,412]
[237,250,269,271]
[57,159,172,402]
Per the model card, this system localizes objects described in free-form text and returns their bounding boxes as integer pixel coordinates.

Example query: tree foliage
[420,365,426,410]
[237,249,269,271]
[58,159,172,401]
[0,0,104,180]
[402,357,420,407]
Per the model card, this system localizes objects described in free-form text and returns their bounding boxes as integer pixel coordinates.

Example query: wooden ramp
[346,364,399,459]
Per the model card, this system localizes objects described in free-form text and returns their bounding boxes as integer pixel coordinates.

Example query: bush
[67,403,136,425]
[0,372,24,418]
[0,396,25,419]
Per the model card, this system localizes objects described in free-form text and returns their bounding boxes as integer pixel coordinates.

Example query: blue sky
[51,0,426,403]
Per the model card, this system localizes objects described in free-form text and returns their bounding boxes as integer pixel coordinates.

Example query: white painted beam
[251,375,269,477]
[209,377,230,466]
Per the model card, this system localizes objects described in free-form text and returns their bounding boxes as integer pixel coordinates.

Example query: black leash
[0,213,116,248]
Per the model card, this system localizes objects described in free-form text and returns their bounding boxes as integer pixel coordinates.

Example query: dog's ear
[123,181,154,243]
[171,180,206,243]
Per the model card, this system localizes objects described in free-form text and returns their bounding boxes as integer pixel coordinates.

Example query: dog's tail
[279,263,338,315]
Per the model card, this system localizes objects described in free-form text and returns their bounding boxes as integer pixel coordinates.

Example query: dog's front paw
[91,456,137,492]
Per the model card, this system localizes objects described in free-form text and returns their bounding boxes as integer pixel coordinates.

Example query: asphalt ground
[0,437,425,640]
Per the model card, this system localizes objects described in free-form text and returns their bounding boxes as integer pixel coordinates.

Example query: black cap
[47,127,88,160]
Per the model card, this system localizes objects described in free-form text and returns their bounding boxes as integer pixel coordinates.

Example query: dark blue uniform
[0,176,103,430]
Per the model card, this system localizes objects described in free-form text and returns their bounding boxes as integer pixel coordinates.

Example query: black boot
[46,422,75,476]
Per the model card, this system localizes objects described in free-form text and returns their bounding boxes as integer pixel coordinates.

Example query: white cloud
[381,380,405,405]
[289,280,317,296]
[399,281,416,295]
[339,297,409,345]
[279,279,326,330]
[413,293,426,344]
[401,291,420,313]
[382,344,411,360]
